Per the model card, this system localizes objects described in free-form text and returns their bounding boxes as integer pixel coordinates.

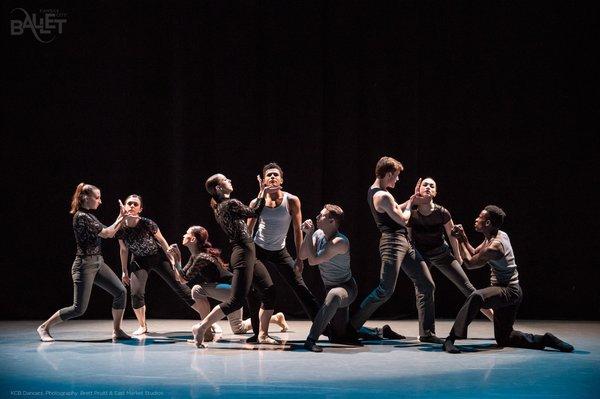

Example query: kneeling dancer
[443,205,573,354]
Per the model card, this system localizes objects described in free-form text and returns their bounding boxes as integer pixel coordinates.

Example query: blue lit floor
[1,319,598,398]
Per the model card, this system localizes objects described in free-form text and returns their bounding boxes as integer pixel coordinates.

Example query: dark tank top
[367,187,407,234]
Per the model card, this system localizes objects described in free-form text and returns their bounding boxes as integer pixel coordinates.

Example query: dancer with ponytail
[191,174,279,348]
[37,183,132,341]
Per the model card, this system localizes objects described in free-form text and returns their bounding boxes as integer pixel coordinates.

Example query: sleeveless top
[487,230,519,286]
[367,187,407,234]
[254,193,292,251]
[314,230,352,286]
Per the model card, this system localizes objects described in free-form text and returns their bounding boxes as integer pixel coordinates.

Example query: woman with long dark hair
[190,174,279,347]
[37,183,131,341]
[117,194,214,336]
[168,225,288,334]
[409,177,493,320]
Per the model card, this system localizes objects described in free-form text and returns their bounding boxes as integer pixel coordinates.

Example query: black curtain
[3,1,597,320]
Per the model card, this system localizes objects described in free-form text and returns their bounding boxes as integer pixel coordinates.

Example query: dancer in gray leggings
[409,178,493,321]
[37,183,132,342]
[299,204,358,352]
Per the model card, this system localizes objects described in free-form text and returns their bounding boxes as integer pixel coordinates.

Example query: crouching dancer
[443,205,573,354]
[299,204,359,352]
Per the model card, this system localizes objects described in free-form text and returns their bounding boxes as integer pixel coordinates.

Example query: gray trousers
[450,284,546,349]
[308,278,358,341]
[59,255,127,320]
[191,283,247,334]
[423,245,475,297]
[350,233,436,336]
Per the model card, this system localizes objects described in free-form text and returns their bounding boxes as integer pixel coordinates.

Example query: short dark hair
[324,204,344,225]
[375,156,404,178]
[262,162,283,178]
[484,205,506,228]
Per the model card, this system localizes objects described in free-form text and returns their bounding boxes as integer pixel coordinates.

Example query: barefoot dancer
[37,183,131,342]
[168,225,288,334]
[191,174,279,347]
[117,194,209,335]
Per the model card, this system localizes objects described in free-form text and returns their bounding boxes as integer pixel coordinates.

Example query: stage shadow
[52,338,114,343]
[418,343,500,353]
[120,337,177,346]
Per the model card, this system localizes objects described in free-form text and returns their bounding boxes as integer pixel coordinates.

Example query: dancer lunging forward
[350,157,443,343]
[37,183,132,342]
[443,205,573,354]
[191,174,279,348]
[299,204,359,352]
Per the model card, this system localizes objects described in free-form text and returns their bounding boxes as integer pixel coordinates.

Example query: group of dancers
[36,157,574,354]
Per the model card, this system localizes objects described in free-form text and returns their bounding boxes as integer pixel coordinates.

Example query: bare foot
[112,329,131,340]
[211,323,222,334]
[132,325,148,335]
[274,312,289,332]
[37,325,54,342]
[192,323,206,348]
[258,334,282,344]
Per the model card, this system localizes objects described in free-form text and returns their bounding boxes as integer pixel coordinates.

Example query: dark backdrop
[3,1,597,321]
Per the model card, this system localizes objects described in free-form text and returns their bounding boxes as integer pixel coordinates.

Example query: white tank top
[254,193,293,251]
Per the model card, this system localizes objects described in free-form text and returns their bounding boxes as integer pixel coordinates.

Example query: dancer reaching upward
[191,173,279,347]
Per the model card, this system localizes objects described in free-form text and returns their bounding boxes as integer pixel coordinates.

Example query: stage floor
[1,319,598,398]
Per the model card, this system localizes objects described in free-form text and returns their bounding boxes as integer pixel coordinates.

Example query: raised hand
[414,178,422,195]
[301,219,314,233]
[167,244,181,263]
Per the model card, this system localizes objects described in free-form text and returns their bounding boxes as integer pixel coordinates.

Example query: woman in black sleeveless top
[190,174,279,347]
[409,178,493,320]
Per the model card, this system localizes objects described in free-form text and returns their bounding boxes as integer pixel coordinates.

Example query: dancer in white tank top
[247,163,321,323]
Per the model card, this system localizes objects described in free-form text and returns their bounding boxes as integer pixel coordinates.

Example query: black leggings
[256,245,320,320]
[220,240,276,315]
[130,252,193,309]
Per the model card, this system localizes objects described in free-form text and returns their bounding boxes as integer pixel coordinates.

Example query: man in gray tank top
[247,163,320,323]
[443,205,573,354]
[299,204,359,352]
